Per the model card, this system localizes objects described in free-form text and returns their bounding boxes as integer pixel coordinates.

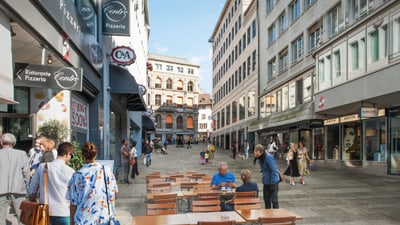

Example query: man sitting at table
[211,162,237,211]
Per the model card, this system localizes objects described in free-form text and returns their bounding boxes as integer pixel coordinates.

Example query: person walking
[130,141,139,179]
[67,142,118,225]
[254,144,280,209]
[244,140,250,160]
[121,139,130,185]
[27,136,44,177]
[0,133,30,224]
[143,140,153,167]
[283,143,300,186]
[298,140,311,185]
[232,141,237,159]
[28,142,75,225]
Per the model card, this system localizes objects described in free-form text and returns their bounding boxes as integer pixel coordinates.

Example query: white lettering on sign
[71,98,88,130]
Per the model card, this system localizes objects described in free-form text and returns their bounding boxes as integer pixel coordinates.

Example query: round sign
[138,84,147,95]
[143,108,153,117]
[111,46,136,65]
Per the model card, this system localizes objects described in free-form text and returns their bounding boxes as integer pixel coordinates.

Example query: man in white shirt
[28,142,75,225]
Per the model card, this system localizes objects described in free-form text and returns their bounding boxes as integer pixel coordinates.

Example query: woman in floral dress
[67,142,118,225]
[297,140,311,185]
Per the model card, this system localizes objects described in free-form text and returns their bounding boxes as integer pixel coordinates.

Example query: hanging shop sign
[324,118,339,126]
[14,63,83,91]
[340,114,359,123]
[111,46,136,65]
[138,84,147,95]
[102,0,130,36]
[359,107,378,118]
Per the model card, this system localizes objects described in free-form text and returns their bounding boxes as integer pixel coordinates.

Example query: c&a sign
[111,46,136,65]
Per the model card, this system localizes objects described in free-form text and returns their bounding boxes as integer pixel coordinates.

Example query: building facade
[198,93,213,143]
[210,0,258,152]
[147,53,199,145]
[0,0,149,164]
[254,0,400,176]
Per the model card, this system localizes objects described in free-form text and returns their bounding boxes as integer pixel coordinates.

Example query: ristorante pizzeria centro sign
[14,63,83,91]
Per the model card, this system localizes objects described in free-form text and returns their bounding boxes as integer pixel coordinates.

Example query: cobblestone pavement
[112,143,400,225]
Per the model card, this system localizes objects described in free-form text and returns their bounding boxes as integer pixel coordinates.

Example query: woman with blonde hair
[297,140,311,185]
[39,137,57,163]
[283,143,300,186]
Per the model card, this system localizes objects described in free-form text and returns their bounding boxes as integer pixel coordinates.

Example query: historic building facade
[147,53,199,145]
[198,93,213,143]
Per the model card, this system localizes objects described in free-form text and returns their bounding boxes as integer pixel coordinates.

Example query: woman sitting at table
[222,169,259,211]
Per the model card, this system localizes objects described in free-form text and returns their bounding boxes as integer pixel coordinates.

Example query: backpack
[210,145,215,152]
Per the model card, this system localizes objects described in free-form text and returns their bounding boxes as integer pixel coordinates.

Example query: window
[296,78,303,105]
[279,48,289,72]
[242,61,247,80]
[176,116,183,129]
[309,23,322,53]
[353,0,374,20]
[188,68,194,74]
[289,82,296,108]
[304,0,316,10]
[247,27,251,44]
[290,0,300,23]
[226,105,230,125]
[177,80,183,90]
[351,42,359,70]
[252,19,256,38]
[177,66,184,73]
[279,12,287,35]
[247,57,251,75]
[318,58,325,82]
[292,35,303,64]
[166,115,173,129]
[187,98,193,108]
[221,109,225,127]
[252,50,257,71]
[155,63,162,70]
[282,85,289,111]
[155,94,161,106]
[248,89,256,116]
[268,23,277,45]
[155,77,162,88]
[187,116,194,129]
[243,33,247,49]
[166,65,173,71]
[370,30,379,62]
[166,95,172,106]
[267,0,275,12]
[303,75,312,102]
[334,50,341,77]
[201,114,206,120]
[239,95,245,120]
[268,57,276,80]
[328,4,344,37]
[187,81,193,92]
[155,115,162,128]
[232,101,237,123]
[177,96,183,108]
[166,78,172,89]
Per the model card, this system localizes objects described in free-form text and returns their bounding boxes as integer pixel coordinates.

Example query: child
[200,148,206,165]
[205,150,210,164]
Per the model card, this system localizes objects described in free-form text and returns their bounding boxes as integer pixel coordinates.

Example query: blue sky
[148,0,225,94]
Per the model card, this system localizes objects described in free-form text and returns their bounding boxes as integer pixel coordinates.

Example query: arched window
[187,116,193,129]
[176,116,183,129]
[177,96,183,108]
[177,80,183,90]
[187,81,193,92]
[166,78,173,89]
[166,115,173,129]
[155,77,162,88]
[155,114,162,128]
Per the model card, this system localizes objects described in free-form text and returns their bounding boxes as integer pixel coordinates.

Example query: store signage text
[111,46,136,65]
[71,98,88,130]
[360,107,378,118]
[102,0,130,36]
[340,114,359,123]
[324,118,339,126]
[14,63,83,91]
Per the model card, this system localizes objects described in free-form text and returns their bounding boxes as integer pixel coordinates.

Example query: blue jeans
[50,216,70,225]
[263,183,279,209]
[146,154,152,167]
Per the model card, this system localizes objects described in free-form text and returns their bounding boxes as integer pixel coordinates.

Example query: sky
[148,0,226,94]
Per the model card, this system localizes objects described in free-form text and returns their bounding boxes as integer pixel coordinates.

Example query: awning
[109,64,146,111]
[130,119,140,130]
[142,115,155,131]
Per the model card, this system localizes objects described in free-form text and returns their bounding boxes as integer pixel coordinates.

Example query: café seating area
[135,170,302,225]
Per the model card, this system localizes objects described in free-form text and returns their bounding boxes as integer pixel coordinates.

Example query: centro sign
[111,46,136,65]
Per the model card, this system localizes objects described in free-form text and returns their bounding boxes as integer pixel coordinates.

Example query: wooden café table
[235,208,303,222]
[131,211,246,225]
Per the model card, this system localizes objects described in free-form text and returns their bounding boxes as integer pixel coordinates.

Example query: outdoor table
[131,214,189,225]
[186,211,246,224]
[235,208,303,222]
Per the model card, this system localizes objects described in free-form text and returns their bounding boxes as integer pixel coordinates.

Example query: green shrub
[68,141,84,171]
[38,119,69,145]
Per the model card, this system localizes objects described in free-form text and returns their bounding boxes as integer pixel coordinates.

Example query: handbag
[103,166,120,225]
[130,158,135,165]
[20,164,50,225]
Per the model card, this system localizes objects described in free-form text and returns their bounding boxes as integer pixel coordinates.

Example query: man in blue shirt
[254,144,280,209]
[211,162,237,190]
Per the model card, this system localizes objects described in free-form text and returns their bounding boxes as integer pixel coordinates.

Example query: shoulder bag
[20,164,50,225]
[103,166,120,225]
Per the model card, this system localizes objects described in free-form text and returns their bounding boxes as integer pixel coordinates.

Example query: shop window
[326,125,340,160]
[313,128,325,160]
[342,123,361,161]
[364,118,386,161]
